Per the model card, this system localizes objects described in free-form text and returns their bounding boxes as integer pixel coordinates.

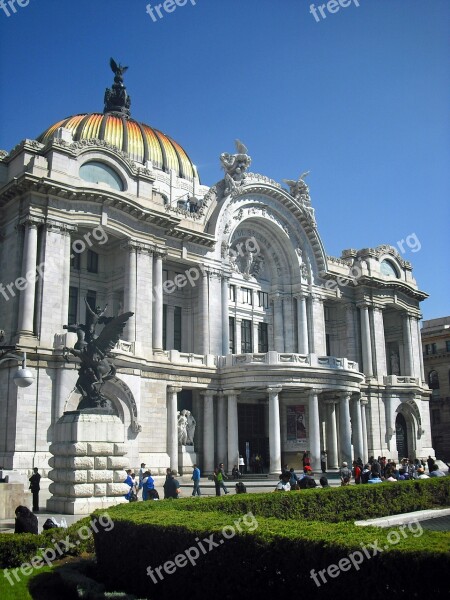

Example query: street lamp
[0,352,34,387]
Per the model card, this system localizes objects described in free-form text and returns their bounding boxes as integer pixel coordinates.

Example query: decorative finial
[103,58,131,117]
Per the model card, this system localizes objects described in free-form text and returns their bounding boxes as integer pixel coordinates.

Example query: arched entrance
[395,413,408,460]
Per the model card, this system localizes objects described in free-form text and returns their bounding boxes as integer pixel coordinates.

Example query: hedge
[0,516,96,568]
[92,479,450,599]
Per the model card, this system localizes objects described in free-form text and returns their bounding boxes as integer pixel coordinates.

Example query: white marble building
[0,68,434,476]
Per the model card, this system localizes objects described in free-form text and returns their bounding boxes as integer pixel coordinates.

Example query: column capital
[270,293,284,305]
[360,397,369,406]
[267,385,283,395]
[18,215,44,229]
[356,301,372,310]
[339,392,352,402]
[323,398,337,406]
[223,389,240,398]
[45,219,77,235]
[200,389,217,397]
[167,385,182,394]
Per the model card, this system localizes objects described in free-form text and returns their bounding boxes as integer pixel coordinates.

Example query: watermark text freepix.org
[310,0,363,23]
[146,511,258,584]
[310,520,423,587]
[3,513,114,586]
[146,0,196,23]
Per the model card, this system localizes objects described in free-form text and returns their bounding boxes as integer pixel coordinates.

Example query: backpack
[146,476,155,490]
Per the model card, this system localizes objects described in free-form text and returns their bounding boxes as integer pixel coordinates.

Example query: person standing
[138,463,146,498]
[239,455,245,475]
[302,452,311,470]
[191,464,201,496]
[163,470,180,499]
[29,468,41,512]
[320,451,327,473]
[218,462,229,494]
[142,470,155,501]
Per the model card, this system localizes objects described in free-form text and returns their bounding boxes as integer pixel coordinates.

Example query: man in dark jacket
[299,467,317,489]
[163,470,180,499]
[29,468,41,512]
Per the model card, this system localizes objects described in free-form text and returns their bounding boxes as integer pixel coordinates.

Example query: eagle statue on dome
[110,57,128,81]
[104,57,131,117]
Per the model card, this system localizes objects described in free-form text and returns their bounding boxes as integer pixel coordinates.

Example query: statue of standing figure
[185,411,196,446]
[177,410,188,445]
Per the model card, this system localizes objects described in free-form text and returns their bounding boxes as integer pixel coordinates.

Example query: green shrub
[0,516,95,568]
[91,479,450,598]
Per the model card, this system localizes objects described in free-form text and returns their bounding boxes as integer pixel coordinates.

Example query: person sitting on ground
[14,505,38,534]
[397,468,408,481]
[339,462,352,486]
[43,517,60,530]
[416,467,429,480]
[235,481,247,494]
[231,465,241,479]
[429,464,446,477]
[319,475,330,488]
[289,467,298,487]
[275,473,291,491]
[367,473,383,484]
[299,467,317,489]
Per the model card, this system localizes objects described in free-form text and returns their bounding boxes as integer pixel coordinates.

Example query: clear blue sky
[0,0,448,320]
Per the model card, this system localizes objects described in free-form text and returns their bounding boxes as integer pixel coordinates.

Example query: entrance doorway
[395,413,408,460]
[238,403,268,473]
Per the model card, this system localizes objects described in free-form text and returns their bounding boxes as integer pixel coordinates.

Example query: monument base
[47,412,130,515]
[178,445,197,475]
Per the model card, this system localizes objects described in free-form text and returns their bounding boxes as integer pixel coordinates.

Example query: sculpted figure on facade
[185,410,196,446]
[177,410,188,445]
[220,140,252,195]
[283,171,316,226]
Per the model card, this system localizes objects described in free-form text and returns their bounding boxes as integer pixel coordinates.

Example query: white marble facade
[0,113,434,476]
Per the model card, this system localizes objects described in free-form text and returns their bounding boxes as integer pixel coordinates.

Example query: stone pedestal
[178,445,197,475]
[0,483,32,519]
[47,412,130,515]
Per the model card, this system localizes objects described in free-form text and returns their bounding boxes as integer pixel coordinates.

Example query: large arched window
[428,370,440,389]
[380,259,399,278]
[79,161,124,191]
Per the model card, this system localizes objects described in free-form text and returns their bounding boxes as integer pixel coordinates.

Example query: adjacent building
[421,317,450,462]
[0,64,434,477]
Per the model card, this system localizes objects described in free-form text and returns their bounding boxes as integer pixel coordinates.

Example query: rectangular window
[163,304,167,350]
[326,333,331,356]
[258,322,268,353]
[241,319,252,353]
[431,343,437,354]
[258,291,269,308]
[163,269,169,283]
[229,284,236,302]
[87,250,98,273]
[324,306,330,322]
[85,290,97,323]
[242,287,253,305]
[174,306,182,351]
[446,341,450,352]
[68,286,78,324]
[71,252,81,270]
[431,409,441,426]
[229,317,236,354]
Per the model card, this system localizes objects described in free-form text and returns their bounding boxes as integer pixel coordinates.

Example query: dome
[37,113,199,181]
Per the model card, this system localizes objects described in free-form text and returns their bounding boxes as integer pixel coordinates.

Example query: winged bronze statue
[64,311,134,410]
[110,57,128,79]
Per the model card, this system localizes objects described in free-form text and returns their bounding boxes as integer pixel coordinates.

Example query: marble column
[283,297,294,352]
[352,394,364,462]
[324,400,338,469]
[226,391,239,472]
[359,304,373,377]
[308,390,321,471]
[403,313,414,377]
[60,230,72,328]
[415,317,425,382]
[216,392,227,465]
[296,294,309,354]
[123,242,137,343]
[271,295,284,352]
[267,386,282,473]
[310,296,326,355]
[372,307,387,377]
[136,248,153,355]
[201,391,215,474]
[17,220,39,335]
[344,303,358,363]
[152,250,164,351]
[199,270,209,354]
[360,397,369,463]
[167,386,182,474]
[221,276,229,355]
[339,393,352,464]
[253,321,259,353]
